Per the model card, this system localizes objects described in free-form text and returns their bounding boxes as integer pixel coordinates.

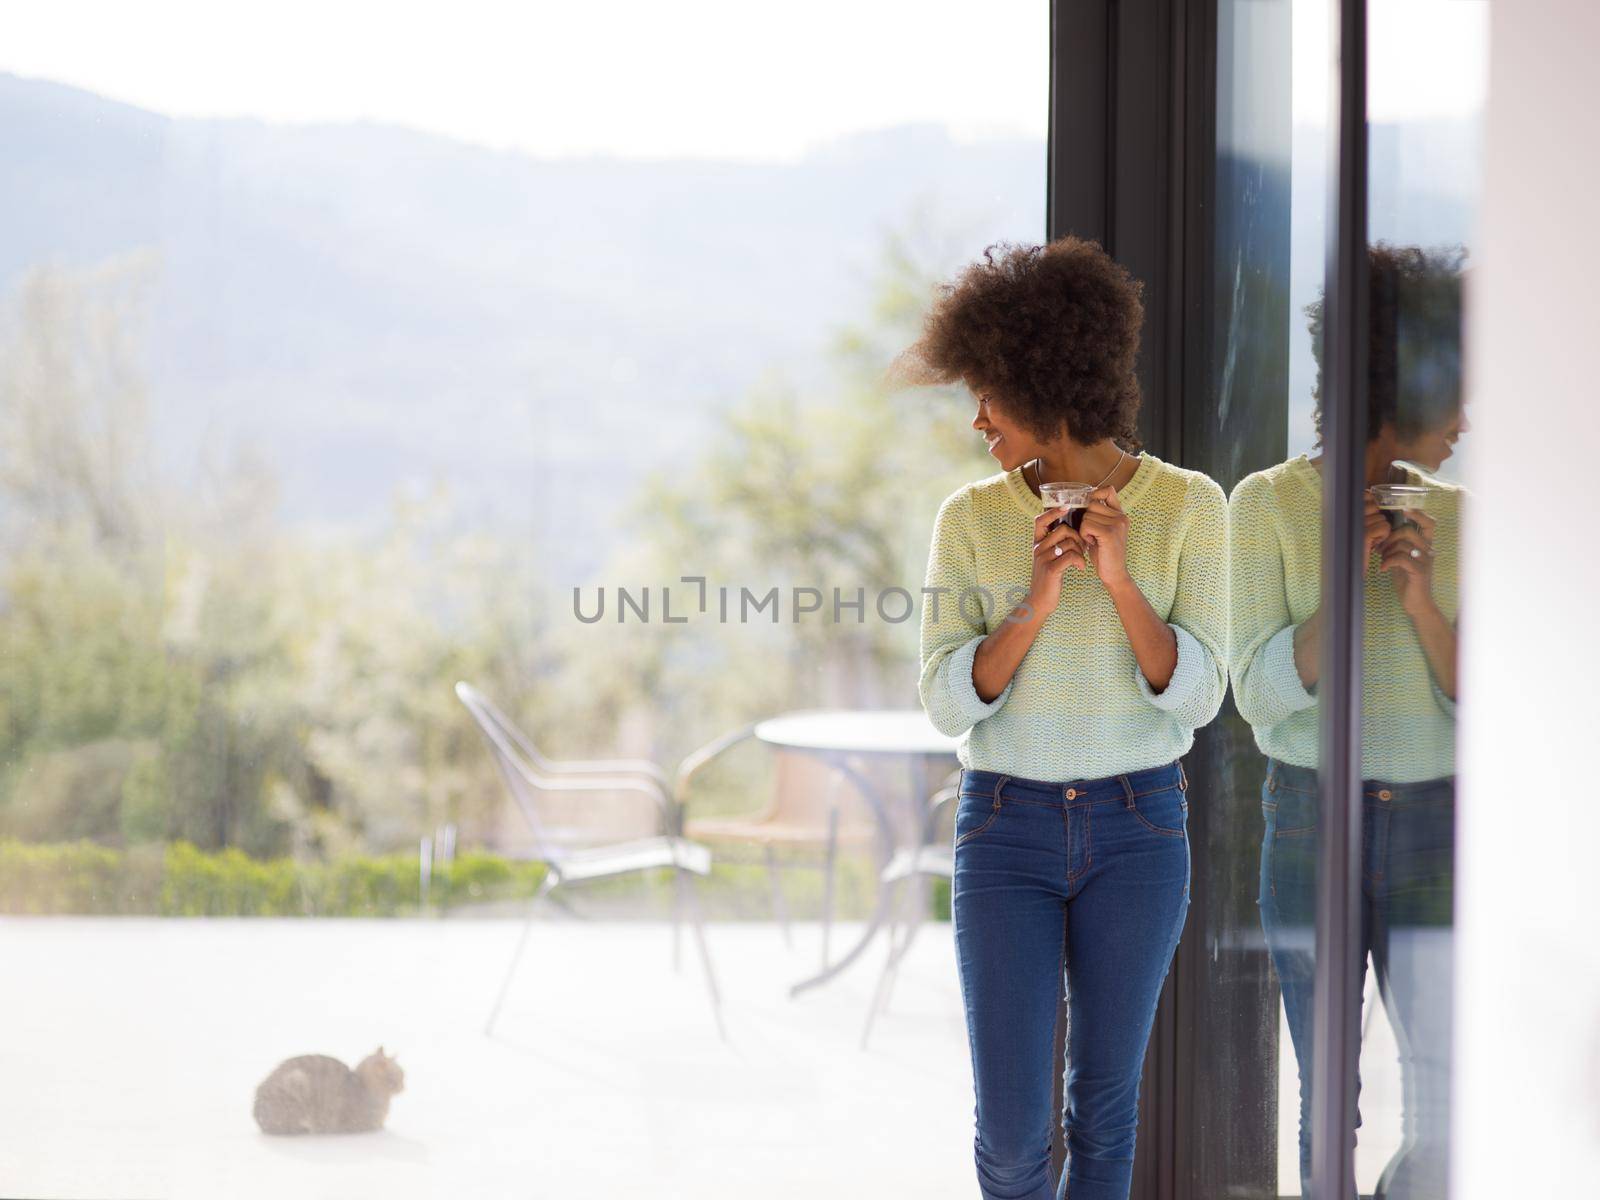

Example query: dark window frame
[1047,1,1369,1196]
[1310,1,1368,1197]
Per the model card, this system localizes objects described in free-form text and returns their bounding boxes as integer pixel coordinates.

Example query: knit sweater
[1227,454,1460,782]
[917,452,1228,781]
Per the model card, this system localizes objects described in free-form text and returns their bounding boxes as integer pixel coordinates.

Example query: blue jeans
[952,762,1192,1200]
[1257,758,1455,1200]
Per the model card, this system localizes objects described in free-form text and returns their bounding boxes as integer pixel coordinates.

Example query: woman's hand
[1378,508,1439,618]
[1029,505,1088,615]
[1079,485,1132,586]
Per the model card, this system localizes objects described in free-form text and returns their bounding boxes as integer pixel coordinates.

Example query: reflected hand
[1378,510,1438,617]
[1363,493,1390,572]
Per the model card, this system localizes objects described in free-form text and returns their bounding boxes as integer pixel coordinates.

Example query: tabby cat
[252,1046,405,1135]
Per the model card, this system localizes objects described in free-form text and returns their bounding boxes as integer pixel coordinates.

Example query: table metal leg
[787,753,896,998]
[764,842,794,948]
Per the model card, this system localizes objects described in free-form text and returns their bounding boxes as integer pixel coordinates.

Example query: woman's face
[969,385,1047,472]
[1391,406,1471,471]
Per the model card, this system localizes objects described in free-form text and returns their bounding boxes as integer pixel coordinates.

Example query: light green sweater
[917,452,1228,781]
[1227,455,1459,782]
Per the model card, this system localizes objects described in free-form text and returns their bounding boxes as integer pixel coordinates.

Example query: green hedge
[0,839,547,916]
[0,838,953,921]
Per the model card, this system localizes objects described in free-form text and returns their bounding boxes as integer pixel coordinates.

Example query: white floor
[0,914,979,1200]
[0,913,1417,1199]
[1277,961,1419,1198]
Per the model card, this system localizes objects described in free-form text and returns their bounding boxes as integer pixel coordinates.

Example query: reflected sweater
[917,452,1227,782]
[1227,455,1460,782]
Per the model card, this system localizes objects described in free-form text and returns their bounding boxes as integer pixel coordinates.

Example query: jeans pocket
[1127,785,1187,837]
[953,792,1002,847]
[1271,789,1318,838]
[1264,811,1318,919]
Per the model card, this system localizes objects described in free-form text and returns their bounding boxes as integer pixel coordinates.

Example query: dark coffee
[1040,483,1094,536]
[1047,506,1088,533]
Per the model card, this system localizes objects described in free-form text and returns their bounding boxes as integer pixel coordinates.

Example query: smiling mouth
[983,432,1003,449]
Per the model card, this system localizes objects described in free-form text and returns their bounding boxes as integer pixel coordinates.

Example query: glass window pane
[1208,1,1334,1195]
[1352,2,1485,1194]
[0,5,1047,1196]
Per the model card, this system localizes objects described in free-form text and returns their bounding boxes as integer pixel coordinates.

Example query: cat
[252,1046,405,1135]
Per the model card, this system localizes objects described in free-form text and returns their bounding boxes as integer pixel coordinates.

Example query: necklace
[1031,447,1128,493]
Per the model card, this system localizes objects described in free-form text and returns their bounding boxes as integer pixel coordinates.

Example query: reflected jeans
[952,763,1191,1200]
[1257,757,1456,1200]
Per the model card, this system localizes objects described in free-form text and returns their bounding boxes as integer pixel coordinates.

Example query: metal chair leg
[765,842,793,948]
[544,886,591,921]
[820,804,839,971]
[878,869,928,1016]
[862,869,944,1049]
[879,866,904,967]
[860,872,911,1050]
[679,866,729,1043]
[485,872,558,1036]
[671,863,686,973]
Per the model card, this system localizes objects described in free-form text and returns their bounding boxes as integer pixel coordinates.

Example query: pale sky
[1295,0,1489,124]
[4,0,1050,162]
[8,1,1485,161]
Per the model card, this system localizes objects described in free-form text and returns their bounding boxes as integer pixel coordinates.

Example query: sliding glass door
[1203,2,1484,1196]
[1048,2,1484,1195]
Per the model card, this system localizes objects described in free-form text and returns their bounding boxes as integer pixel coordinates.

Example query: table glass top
[753,709,959,755]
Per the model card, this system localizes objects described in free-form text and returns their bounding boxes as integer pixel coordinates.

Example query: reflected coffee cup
[1041,482,1095,532]
[1370,482,1431,530]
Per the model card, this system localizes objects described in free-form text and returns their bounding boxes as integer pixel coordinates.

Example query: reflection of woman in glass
[904,237,1227,1200]
[1228,243,1465,1199]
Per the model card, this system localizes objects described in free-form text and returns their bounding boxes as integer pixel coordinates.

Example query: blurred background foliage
[0,217,992,891]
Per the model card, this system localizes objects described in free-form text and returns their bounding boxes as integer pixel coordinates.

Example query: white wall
[1457,1,1600,1193]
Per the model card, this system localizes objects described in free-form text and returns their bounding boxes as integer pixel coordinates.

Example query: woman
[1228,242,1465,1199]
[904,237,1227,1200]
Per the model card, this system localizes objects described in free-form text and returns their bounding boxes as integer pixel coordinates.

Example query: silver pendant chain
[1031,447,1127,493]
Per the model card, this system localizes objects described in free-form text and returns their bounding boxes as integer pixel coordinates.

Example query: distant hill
[0,72,1046,579]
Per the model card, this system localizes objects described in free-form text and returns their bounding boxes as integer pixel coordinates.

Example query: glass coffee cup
[1370,482,1431,531]
[1041,482,1095,532]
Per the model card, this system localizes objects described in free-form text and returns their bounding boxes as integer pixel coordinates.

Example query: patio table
[753,709,959,998]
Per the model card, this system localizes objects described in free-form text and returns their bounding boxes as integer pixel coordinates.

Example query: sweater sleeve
[1228,473,1318,731]
[1430,610,1459,717]
[918,489,1013,738]
[1133,474,1229,729]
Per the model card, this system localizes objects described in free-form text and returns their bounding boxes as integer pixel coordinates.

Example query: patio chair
[454,682,725,1041]
[860,768,961,1049]
[678,729,880,970]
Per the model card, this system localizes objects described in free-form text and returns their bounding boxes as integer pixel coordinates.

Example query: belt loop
[1178,761,1189,793]
[992,774,1008,811]
[1118,773,1135,809]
